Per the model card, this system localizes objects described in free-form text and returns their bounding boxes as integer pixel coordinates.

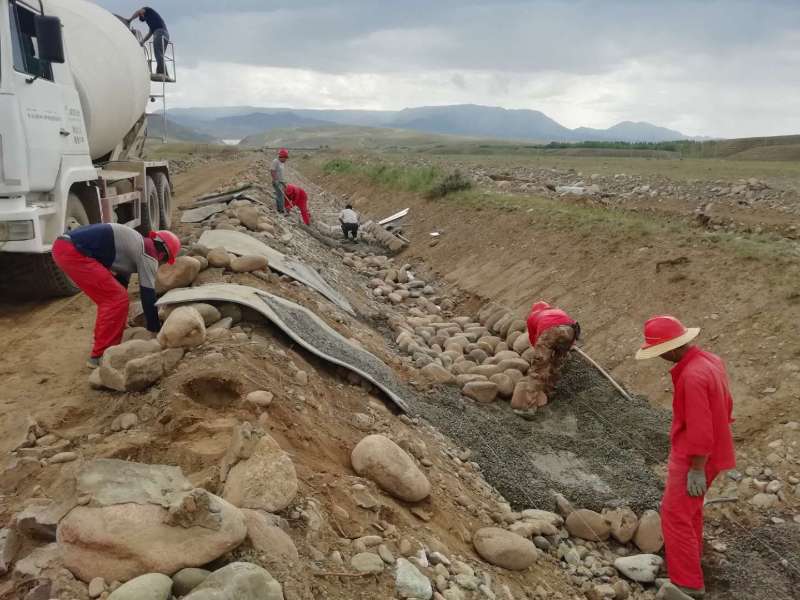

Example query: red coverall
[284,185,311,225]
[662,346,735,590]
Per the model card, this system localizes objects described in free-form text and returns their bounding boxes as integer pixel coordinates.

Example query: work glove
[686,469,707,497]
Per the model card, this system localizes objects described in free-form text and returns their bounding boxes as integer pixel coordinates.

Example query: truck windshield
[9,1,54,81]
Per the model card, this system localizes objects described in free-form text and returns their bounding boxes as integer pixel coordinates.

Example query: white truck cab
[0,0,173,296]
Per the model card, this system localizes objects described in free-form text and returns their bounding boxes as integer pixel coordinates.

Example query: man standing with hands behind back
[635,315,735,600]
[271,148,289,215]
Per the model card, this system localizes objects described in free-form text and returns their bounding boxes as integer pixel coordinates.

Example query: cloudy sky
[96,1,800,138]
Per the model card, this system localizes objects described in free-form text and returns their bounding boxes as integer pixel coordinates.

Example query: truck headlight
[0,220,35,242]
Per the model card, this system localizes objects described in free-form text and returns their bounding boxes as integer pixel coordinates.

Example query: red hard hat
[150,230,181,264]
[278,148,289,158]
[636,315,700,360]
[530,301,550,314]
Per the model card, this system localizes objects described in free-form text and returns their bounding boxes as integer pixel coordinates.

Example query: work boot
[86,357,100,369]
[658,583,705,600]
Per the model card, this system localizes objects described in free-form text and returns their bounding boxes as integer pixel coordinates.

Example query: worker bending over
[511,301,579,418]
[636,316,735,600]
[126,7,170,78]
[271,148,289,214]
[339,204,360,241]
[284,184,311,226]
[52,224,180,368]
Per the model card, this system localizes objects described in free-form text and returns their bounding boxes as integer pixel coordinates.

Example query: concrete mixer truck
[0,0,174,296]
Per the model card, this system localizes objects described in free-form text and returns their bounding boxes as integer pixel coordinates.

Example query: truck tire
[153,171,172,229]
[0,194,90,298]
[137,175,160,234]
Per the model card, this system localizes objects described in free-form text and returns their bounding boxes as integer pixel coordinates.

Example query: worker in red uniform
[511,301,580,418]
[635,315,735,600]
[283,184,311,226]
[52,224,181,368]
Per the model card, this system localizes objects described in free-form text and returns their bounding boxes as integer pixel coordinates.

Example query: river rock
[101,339,161,370]
[236,206,261,231]
[604,507,639,544]
[158,306,206,348]
[206,248,231,268]
[183,562,283,600]
[246,390,273,408]
[231,255,268,273]
[473,527,538,570]
[462,381,498,403]
[633,510,663,553]
[242,509,299,563]
[396,557,433,599]
[351,435,431,502]
[0,528,20,575]
[565,509,610,541]
[223,434,298,512]
[57,459,247,582]
[108,573,172,600]
[172,568,211,597]
[614,554,663,583]
[490,373,515,398]
[421,363,455,384]
[351,552,385,574]
[160,303,221,327]
[156,257,202,293]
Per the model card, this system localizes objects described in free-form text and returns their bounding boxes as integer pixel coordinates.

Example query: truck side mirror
[35,15,65,64]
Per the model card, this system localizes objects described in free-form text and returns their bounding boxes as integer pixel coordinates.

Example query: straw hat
[635,315,700,360]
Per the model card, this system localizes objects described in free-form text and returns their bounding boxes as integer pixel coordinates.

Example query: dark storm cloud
[95,1,800,74]
[91,0,800,136]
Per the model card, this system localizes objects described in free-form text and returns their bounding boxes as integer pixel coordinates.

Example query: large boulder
[158,306,206,348]
[472,527,538,570]
[614,554,663,583]
[156,256,202,294]
[101,339,162,370]
[633,510,663,553]
[183,562,283,600]
[107,573,173,600]
[565,509,610,541]
[351,435,431,502]
[395,557,433,599]
[57,460,247,582]
[223,434,298,512]
[603,507,639,544]
[98,348,184,392]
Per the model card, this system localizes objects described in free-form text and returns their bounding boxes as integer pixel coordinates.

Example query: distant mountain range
[161,104,696,144]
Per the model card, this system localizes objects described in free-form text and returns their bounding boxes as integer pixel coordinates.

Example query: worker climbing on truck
[126,6,170,79]
[284,184,312,226]
[52,224,180,368]
[511,301,579,418]
[271,148,289,215]
[635,316,735,600]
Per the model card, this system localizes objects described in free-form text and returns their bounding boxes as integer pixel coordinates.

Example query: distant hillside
[146,115,218,143]
[239,124,478,150]
[674,134,800,161]
[168,104,694,144]
[572,121,687,143]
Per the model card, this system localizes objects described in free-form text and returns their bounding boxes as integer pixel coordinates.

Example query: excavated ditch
[412,354,670,513]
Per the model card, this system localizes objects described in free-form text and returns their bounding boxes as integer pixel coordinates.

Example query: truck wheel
[137,175,160,234]
[153,172,172,229]
[1,194,89,298]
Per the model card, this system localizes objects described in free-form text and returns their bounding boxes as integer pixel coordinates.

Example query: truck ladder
[144,39,177,143]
